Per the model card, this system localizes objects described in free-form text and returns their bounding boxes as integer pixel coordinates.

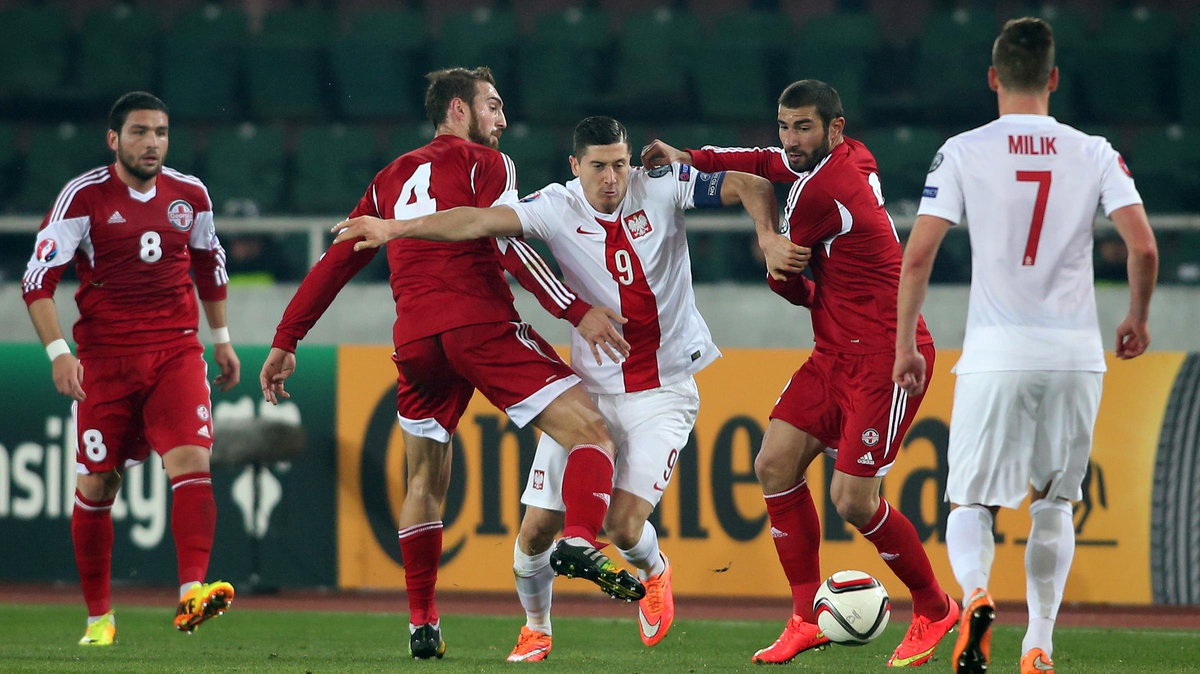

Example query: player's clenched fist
[639,139,691,168]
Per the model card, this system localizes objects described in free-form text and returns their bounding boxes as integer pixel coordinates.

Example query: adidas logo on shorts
[857,454,875,466]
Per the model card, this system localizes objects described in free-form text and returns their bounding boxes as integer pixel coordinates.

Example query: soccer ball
[812,570,891,645]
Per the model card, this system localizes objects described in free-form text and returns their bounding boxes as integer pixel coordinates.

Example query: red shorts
[74,343,213,474]
[770,344,935,477]
[392,321,579,442]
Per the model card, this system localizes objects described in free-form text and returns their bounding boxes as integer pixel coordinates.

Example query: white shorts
[521,377,700,510]
[946,370,1103,509]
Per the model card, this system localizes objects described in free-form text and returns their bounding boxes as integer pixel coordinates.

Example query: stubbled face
[110,109,168,181]
[466,81,506,149]
[570,142,631,214]
[778,105,834,173]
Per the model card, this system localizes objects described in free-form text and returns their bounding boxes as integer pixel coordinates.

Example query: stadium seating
[501,124,565,192]
[430,7,519,93]
[791,11,883,122]
[204,123,287,215]
[160,5,248,120]
[1180,35,1200,126]
[244,8,336,120]
[693,12,787,122]
[913,9,996,124]
[0,122,17,207]
[609,7,700,117]
[292,124,379,213]
[859,126,943,207]
[164,125,199,177]
[387,123,438,162]
[77,5,159,98]
[0,6,70,99]
[332,8,427,120]
[12,124,111,214]
[1078,6,1178,123]
[519,7,611,123]
[1130,125,1200,213]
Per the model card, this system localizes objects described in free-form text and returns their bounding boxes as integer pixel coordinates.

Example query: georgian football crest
[167,199,195,231]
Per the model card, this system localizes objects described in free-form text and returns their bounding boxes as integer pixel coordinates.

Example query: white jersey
[918,114,1142,373]
[509,162,721,394]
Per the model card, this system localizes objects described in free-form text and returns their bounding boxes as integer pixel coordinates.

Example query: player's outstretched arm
[260,347,297,405]
[201,299,240,391]
[332,207,524,251]
[894,214,952,396]
[718,171,810,280]
[640,139,691,168]
[27,297,85,401]
[1110,203,1158,359]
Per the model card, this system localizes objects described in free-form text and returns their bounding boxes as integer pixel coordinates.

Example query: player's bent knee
[161,444,211,478]
[603,518,643,550]
[518,509,561,554]
[832,495,877,529]
[76,470,121,501]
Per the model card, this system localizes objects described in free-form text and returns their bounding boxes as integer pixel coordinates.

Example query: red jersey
[21,165,227,357]
[688,138,933,354]
[273,134,589,351]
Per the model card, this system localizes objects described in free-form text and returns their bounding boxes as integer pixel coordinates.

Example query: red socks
[170,472,216,585]
[399,521,443,625]
[858,499,947,619]
[72,490,114,617]
[764,481,822,621]
[560,445,614,545]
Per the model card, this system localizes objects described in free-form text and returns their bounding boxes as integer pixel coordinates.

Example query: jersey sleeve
[686,146,798,183]
[187,183,228,301]
[1097,143,1142,216]
[473,150,519,207]
[494,235,591,325]
[916,140,965,225]
[767,271,816,307]
[788,187,851,246]
[21,182,94,305]
[671,162,726,210]
[509,187,559,242]
[271,186,380,352]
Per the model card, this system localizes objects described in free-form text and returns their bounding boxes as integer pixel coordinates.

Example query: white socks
[946,505,995,604]
[513,540,554,635]
[616,520,665,580]
[1023,498,1074,657]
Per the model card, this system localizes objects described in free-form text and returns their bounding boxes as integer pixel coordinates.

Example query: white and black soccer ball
[812,570,891,645]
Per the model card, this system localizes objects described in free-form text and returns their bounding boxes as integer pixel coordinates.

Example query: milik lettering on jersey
[1008,135,1057,155]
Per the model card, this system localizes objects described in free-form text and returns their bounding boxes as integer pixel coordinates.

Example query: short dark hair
[108,91,168,132]
[572,116,629,157]
[778,80,844,128]
[424,66,496,127]
[992,17,1055,92]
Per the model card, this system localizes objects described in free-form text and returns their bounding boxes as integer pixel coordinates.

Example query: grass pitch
[2,602,1197,672]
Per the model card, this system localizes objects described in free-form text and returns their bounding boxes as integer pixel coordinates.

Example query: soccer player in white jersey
[893,18,1158,674]
[332,115,791,660]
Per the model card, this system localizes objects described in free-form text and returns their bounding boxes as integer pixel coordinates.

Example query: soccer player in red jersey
[643,80,957,667]
[259,68,642,659]
[21,92,240,646]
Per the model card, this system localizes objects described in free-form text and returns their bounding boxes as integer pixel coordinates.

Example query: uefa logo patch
[167,199,195,231]
[861,428,880,447]
[36,238,58,263]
